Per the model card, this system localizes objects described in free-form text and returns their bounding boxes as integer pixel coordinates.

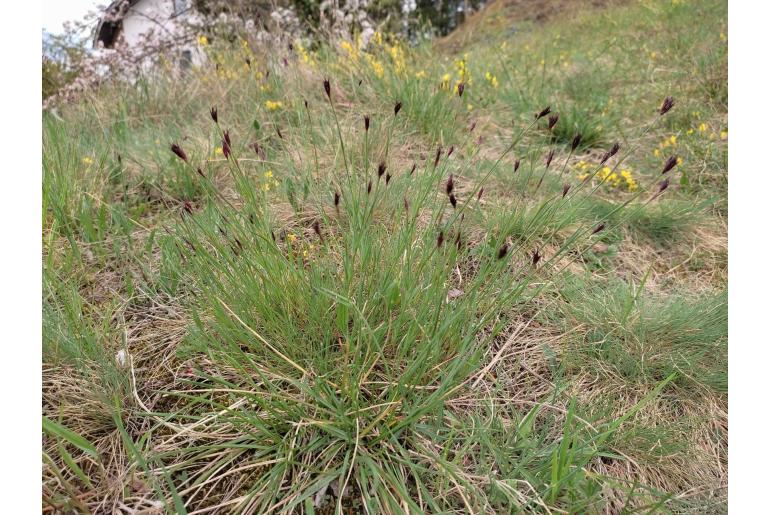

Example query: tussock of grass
[42,0,727,512]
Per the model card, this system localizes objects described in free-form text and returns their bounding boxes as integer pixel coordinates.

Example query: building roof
[92,0,143,49]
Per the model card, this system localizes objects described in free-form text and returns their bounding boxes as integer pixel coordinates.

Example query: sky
[42,0,102,35]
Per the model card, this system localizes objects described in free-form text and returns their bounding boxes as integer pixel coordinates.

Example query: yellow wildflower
[687,128,694,135]
[467,104,474,112]
[720,130,728,140]
[720,32,726,41]
[415,70,427,79]
[265,100,283,111]
[698,123,708,132]
[215,147,223,155]
[264,170,273,179]
[198,35,208,46]
[82,156,94,165]
[287,233,297,244]
[653,148,661,157]
[669,135,677,146]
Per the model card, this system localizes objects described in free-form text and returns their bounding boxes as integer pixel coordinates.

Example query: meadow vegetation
[43,0,727,512]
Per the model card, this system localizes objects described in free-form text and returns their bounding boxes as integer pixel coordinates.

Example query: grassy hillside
[42,0,727,512]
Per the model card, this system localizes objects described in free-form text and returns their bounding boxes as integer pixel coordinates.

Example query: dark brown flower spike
[409,163,416,175]
[657,178,670,196]
[312,220,322,241]
[245,57,251,68]
[477,187,484,201]
[434,146,443,168]
[592,223,606,235]
[171,143,188,163]
[457,82,465,97]
[437,230,444,248]
[532,250,541,267]
[497,243,509,260]
[662,155,679,174]
[536,106,551,119]
[446,174,454,195]
[276,126,283,140]
[571,133,582,151]
[394,102,402,116]
[210,106,218,123]
[334,191,340,207]
[548,114,559,131]
[469,121,477,132]
[385,173,392,185]
[514,159,521,173]
[367,180,372,194]
[447,146,455,158]
[660,96,675,115]
[449,194,457,208]
[545,149,555,169]
[197,168,205,178]
[600,142,620,164]
[182,201,193,215]
[222,131,231,159]
[377,162,387,178]
[562,184,571,198]
[323,78,331,99]
[364,115,370,132]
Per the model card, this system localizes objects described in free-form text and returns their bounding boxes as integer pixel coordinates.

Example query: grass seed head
[449,194,457,208]
[545,149,555,168]
[457,82,465,97]
[378,162,387,178]
[437,230,444,248]
[600,142,620,164]
[435,146,443,167]
[334,191,340,206]
[592,223,606,234]
[409,163,416,175]
[171,143,188,163]
[562,183,571,197]
[571,133,582,151]
[536,106,551,119]
[548,114,559,130]
[386,173,392,185]
[477,187,484,201]
[497,243,509,260]
[662,155,679,174]
[660,96,675,115]
[364,115,370,132]
[394,101,402,116]
[446,174,454,195]
[222,131,231,159]
[514,159,521,172]
[532,249,541,267]
[210,106,218,123]
[323,78,331,99]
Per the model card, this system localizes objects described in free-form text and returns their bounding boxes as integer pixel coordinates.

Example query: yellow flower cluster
[82,156,94,166]
[198,35,208,46]
[295,40,314,65]
[575,161,638,191]
[261,170,279,192]
[264,100,283,111]
[485,71,499,88]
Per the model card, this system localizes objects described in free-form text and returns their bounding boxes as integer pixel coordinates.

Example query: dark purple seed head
[276,126,283,140]
[210,106,218,123]
[334,191,340,206]
[532,250,541,267]
[536,106,551,119]
[514,159,521,173]
[385,173,392,185]
[222,132,231,159]
[312,220,322,238]
[171,143,188,163]
[660,96,675,115]
[477,187,484,201]
[657,178,670,195]
[449,194,457,208]
[571,133,582,151]
[447,146,455,158]
[662,155,679,174]
[457,82,465,97]
[545,149,555,169]
[562,184,571,198]
[592,223,606,235]
[497,243,509,260]
[182,201,193,215]
[394,102,402,116]
[446,174,454,195]
[377,162,387,178]
[548,114,559,131]
[197,168,205,178]
[600,142,620,164]
[364,115,370,132]
[367,180,372,194]
[434,146,443,168]
[409,163,416,175]
[437,230,444,248]
[323,78,331,99]
[469,121,477,132]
